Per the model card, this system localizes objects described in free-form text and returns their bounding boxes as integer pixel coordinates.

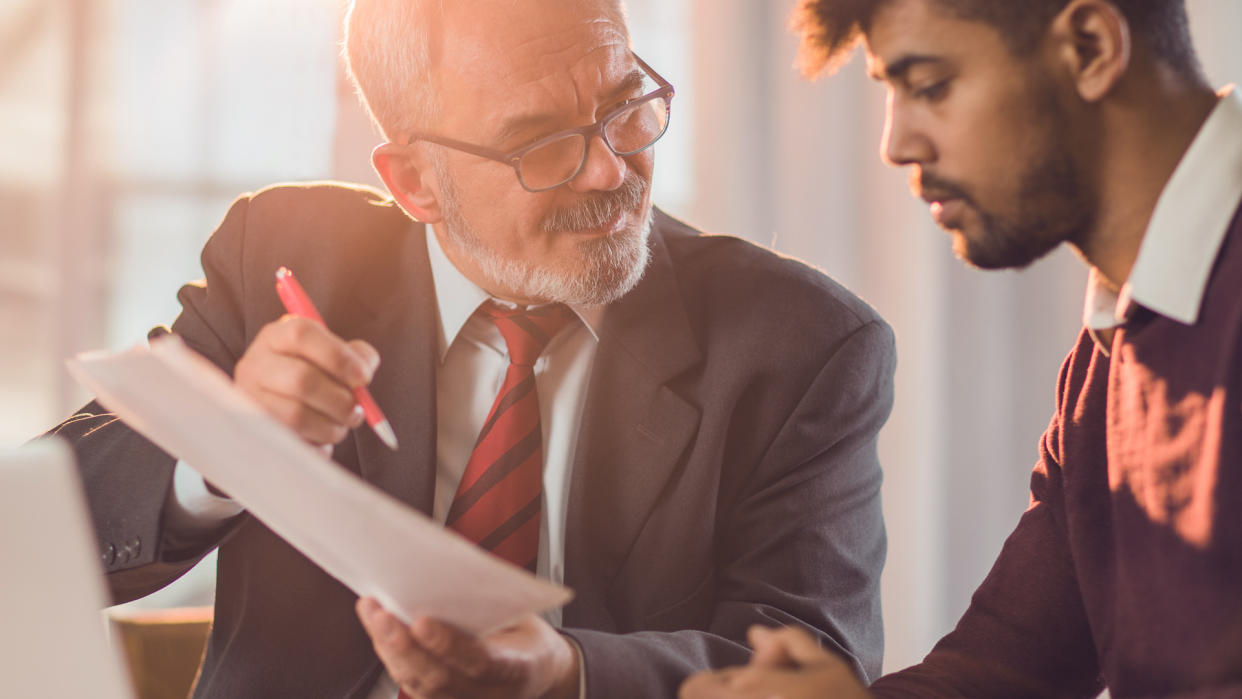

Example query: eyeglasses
[402,53,674,192]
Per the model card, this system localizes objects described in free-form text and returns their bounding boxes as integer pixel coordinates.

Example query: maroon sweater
[872,206,1242,698]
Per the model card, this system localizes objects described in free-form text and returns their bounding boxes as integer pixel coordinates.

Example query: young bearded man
[682,0,1242,697]
[46,0,897,697]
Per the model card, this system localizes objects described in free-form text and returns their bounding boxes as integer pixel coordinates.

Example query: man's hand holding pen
[233,314,380,449]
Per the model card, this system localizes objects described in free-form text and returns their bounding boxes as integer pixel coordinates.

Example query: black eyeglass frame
[400,52,674,192]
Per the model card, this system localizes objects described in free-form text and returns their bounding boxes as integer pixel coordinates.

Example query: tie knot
[482,302,575,367]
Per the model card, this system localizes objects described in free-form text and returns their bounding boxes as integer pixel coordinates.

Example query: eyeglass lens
[516,95,670,191]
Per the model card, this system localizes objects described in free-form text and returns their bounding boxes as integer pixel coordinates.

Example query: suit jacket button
[130,537,142,558]
[102,543,116,566]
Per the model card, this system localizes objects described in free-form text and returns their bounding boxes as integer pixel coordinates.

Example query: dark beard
[923,92,1095,271]
[956,158,1089,270]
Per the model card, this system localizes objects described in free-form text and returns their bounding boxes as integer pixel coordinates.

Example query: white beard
[433,161,653,306]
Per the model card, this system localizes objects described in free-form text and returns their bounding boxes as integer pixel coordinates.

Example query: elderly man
[682,0,1242,697]
[50,0,895,697]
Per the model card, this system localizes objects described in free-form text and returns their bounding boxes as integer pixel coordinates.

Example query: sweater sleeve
[1139,687,1242,698]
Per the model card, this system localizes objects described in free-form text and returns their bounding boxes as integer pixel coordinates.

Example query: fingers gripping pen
[274,266,399,451]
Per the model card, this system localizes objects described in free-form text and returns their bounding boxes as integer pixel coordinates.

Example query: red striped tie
[445,302,575,571]
[395,304,573,698]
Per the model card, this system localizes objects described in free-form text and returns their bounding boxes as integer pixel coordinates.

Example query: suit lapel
[334,211,703,628]
[565,219,702,620]
[346,221,438,515]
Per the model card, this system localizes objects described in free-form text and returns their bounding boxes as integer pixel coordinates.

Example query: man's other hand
[680,625,871,699]
[234,316,378,448]
[356,598,580,699]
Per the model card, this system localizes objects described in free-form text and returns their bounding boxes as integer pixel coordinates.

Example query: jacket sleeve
[564,319,894,698]
[868,355,1103,699]
[45,194,255,604]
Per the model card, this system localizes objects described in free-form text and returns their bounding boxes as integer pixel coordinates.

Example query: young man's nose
[881,96,934,167]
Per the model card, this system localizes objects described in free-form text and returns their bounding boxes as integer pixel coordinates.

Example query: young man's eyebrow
[492,69,647,146]
[868,54,943,82]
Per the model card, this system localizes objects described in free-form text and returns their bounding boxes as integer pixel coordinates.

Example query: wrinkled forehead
[431,0,634,131]
[440,0,630,81]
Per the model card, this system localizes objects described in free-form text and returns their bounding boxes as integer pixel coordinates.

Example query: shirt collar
[424,229,605,362]
[1084,86,1242,332]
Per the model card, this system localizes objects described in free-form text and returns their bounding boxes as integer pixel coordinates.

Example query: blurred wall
[1,0,1240,675]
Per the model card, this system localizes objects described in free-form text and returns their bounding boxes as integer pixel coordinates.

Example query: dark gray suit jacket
[51,182,895,698]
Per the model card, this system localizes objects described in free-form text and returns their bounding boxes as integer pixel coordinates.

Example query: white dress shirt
[165,229,604,699]
[1083,85,1242,347]
[423,227,604,607]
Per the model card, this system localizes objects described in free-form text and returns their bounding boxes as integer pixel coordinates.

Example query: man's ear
[372,142,444,224]
[1049,0,1131,102]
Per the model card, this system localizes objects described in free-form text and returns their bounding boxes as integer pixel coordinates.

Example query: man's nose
[567,134,626,193]
[881,94,933,167]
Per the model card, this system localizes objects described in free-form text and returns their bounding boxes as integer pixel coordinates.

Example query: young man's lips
[929,198,965,227]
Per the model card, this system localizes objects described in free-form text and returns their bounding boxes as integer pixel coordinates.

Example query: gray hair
[342,0,444,141]
[343,0,633,142]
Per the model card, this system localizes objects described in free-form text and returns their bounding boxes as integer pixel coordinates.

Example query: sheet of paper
[68,335,572,635]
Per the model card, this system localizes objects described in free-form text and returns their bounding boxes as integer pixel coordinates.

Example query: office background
[1,0,1239,674]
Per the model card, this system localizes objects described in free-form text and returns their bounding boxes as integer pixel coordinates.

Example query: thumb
[749,626,797,667]
[750,625,835,668]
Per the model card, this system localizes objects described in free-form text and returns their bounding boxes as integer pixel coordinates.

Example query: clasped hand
[680,625,872,699]
[356,598,580,699]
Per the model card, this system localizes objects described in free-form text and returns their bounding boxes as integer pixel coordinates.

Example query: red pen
[274,266,399,451]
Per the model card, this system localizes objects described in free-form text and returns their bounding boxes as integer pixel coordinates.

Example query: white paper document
[68,335,572,635]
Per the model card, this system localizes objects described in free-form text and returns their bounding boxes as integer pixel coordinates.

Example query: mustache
[541,174,648,233]
[913,169,973,206]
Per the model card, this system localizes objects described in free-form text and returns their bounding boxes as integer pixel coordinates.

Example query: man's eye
[913,80,950,102]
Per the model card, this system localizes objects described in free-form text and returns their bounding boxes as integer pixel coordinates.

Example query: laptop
[0,439,135,698]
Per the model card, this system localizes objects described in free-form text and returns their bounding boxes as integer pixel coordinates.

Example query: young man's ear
[372,142,444,224]
[1049,0,1131,102]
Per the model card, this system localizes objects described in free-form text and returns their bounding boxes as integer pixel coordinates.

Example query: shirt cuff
[164,460,245,535]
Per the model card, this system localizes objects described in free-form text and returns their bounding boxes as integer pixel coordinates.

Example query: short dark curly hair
[791,0,1197,78]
